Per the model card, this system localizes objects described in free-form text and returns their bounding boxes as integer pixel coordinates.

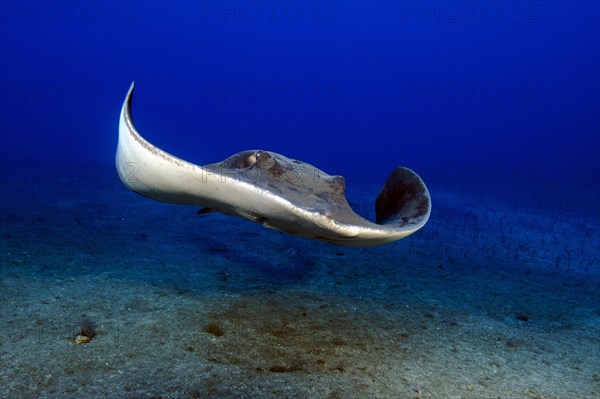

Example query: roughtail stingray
[116,82,431,247]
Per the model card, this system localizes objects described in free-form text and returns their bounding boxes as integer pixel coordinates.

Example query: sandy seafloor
[1,166,599,399]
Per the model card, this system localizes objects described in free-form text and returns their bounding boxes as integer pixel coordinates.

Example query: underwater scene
[1,1,599,398]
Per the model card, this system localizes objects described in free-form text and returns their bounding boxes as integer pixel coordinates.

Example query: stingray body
[116,82,431,247]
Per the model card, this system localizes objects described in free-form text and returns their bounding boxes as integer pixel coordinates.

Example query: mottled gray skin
[204,150,367,227]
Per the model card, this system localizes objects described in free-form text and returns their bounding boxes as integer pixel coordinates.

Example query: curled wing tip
[375,166,431,230]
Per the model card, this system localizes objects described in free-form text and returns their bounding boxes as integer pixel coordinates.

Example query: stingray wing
[309,166,431,246]
[116,83,336,235]
[116,83,283,211]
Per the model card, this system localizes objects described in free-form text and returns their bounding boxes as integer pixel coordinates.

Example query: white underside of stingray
[116,82,431,247]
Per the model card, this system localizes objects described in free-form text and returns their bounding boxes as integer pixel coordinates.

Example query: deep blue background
[1,1,599,205]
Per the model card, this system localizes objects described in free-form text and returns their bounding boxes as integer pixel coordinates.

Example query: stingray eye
[255,151,262,158]
[244,153,258,167]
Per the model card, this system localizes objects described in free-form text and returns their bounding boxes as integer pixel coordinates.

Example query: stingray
[116,82,431,247]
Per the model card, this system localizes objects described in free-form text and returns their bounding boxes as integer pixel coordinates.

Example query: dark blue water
[2,1,598,191]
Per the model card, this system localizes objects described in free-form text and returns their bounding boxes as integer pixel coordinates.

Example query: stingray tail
[375,167,431,229]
